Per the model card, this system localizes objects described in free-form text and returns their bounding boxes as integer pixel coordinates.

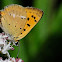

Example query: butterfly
[0,4,44,42]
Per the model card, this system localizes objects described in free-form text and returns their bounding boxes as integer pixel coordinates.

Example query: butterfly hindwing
[16,7,44,40]
[1,4,27,39]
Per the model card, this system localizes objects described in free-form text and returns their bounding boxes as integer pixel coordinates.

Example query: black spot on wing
[24,29,26,31]
[35,20,37,22]
[15,26,16,27]
[27,24,30,27]
[34,17,36,19]
[20,28,21,29]
[9,24,10,25]
[31,15,36,19]
[21,33,22,34]
[31,15,34,17]
[27,18,29,20]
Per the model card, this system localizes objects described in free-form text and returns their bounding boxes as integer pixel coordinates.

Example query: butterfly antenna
[17,41,20,58]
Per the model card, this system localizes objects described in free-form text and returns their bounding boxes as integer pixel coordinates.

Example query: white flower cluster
[0,32,14,58]
[0,57,23,62]
[0,32,23,62]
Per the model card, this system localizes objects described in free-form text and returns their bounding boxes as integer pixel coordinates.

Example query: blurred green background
[0,0,62,62]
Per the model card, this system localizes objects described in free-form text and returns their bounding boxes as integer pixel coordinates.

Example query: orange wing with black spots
[16,7,44,40]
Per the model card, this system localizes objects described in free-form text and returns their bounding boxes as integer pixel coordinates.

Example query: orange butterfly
[0,4,44,42]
